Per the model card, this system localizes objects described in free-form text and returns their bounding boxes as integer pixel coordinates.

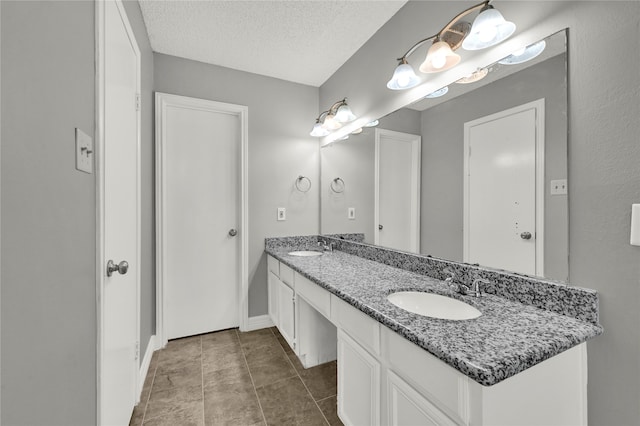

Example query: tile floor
[130,327,342,426]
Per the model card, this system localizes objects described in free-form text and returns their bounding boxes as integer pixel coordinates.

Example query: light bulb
[431,54,446,70]
[477,26,498,43]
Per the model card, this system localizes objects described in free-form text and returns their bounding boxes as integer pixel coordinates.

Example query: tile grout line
[270,328,331,426]
[238,328,270,426]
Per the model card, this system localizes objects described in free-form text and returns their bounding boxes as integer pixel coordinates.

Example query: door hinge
[135,341,140,361]
[135,93,141,111]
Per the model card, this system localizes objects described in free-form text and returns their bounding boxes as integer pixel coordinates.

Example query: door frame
[374,128,421,252]
[155,92,249,348]
[463,98,545,276]
[95,0,142,424]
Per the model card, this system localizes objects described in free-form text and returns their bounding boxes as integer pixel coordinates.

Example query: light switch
[75,128,93,174]
[277,207,286,221]
[348,207,356,220]
[550,179,567,195]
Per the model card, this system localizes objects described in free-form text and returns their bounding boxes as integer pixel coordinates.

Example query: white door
[375,129,421,253]
[464,100,544,276]
[157,94,243,341]
[99,1,141,424]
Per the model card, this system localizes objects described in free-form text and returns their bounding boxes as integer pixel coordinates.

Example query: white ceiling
[138,0,407,87]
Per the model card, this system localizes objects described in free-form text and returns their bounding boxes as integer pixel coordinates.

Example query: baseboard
[137,335,156,403]
[246,314,274,331]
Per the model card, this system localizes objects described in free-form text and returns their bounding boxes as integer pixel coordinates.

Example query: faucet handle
[471,278,491,297]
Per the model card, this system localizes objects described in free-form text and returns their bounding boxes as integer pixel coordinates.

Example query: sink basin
[288,250,323,257]
[387,291,481,320]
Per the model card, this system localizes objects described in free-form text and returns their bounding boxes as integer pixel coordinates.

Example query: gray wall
[320,1,640,424]
[153,54,320,317]
[320,108,421,243]
[122,0,155,364]
[421,54,568,281]
[1,1,96,424]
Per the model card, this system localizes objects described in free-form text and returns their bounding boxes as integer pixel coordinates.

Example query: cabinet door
[268,271,279,328]
[338,330,380,426]
[387,371,457,426]
[278,280,295,351]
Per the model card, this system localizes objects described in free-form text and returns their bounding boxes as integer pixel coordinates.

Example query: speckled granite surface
[264,236,602,387]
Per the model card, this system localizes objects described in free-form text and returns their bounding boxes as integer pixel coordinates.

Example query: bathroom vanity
[265,235,602,426]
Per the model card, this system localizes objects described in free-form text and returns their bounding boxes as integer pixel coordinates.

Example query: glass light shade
[322,114,342,130]
[387,63,420,90]
[499,40,546,65]
[364,119,379,127]
[310,122,330,137]
[425,86,449,98]
[351,127,363,135]
[335,104,356,123]
[419,41,461,73]
[337,135,349,141]
[456,68,489,84]
[462,7,516,50]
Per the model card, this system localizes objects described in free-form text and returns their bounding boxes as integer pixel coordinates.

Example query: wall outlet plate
[277,207,286,221]
[550,179,567,195]
[348,207,356,220]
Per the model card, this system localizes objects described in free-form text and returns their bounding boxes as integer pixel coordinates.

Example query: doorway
[374,128,421,253]
[155,93,249,345]
[463,99,545,276]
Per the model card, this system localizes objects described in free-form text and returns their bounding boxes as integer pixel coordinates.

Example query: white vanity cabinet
[267,255,296,351]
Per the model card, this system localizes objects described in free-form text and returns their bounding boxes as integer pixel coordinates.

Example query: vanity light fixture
[364,119,379,127]
[387,0,515,90]
[309,98,357,137]
[456,67,489,84]
[425,86,449,98]
[499,40,546,65]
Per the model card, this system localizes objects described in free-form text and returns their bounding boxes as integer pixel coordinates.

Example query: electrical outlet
[277,207,286,221]
[348,207,356,220]
[550,179,567,195]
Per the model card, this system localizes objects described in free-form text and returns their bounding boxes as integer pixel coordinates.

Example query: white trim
[155,92,249,348]
[463,99,545,276]
[136,335,156,403]
[374,128,421,252]
[96,1,142,424]
[246,315,275,331]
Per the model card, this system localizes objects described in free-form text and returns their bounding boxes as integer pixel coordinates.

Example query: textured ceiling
[139,0,407,87]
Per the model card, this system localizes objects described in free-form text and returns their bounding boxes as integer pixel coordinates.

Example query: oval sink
[387,291,481,320]
[288,250,323,257]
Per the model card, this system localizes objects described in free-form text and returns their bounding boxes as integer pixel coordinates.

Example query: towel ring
[295,175,312,193]
[330,177,345,193]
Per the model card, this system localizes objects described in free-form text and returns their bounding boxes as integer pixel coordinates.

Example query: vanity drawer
[267,255,280,277]
[331,295,380,356]
[279,263,295,288]
[383,327,466,424]
[295,273,331,318]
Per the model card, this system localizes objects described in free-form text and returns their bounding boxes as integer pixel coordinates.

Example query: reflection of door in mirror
[464,100,544,276]
[375,129,421,253]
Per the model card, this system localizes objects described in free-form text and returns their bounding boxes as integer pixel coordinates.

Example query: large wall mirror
[320,30,568,282]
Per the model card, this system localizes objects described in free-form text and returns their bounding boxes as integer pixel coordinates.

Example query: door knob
[228,229,238,237]
[520,232,532,240]
[379,224,384,230]
[106,260,129,277]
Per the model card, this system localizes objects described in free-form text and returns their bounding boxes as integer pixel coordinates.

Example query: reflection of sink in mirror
[320,29,568,283]
[387,291,481,320]
[288,251,323,257]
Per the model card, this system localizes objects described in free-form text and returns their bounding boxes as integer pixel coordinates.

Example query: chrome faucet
[317,239,334,252]
[444,268,490,297]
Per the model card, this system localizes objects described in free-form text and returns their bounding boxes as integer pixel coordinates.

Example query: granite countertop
[265,247,603,387]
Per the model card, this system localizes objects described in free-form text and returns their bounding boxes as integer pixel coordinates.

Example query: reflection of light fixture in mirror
[364,119,379,127]
[351,128,363,135]
[387,59,420,90]
[456,67,489,84]
[337,135,349,141]
[419,40,461,73]
[425,86,449,98]
[462,5,516,50]
[387,1,515,90]
[310,98,357,137]
[499,40,546,65]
